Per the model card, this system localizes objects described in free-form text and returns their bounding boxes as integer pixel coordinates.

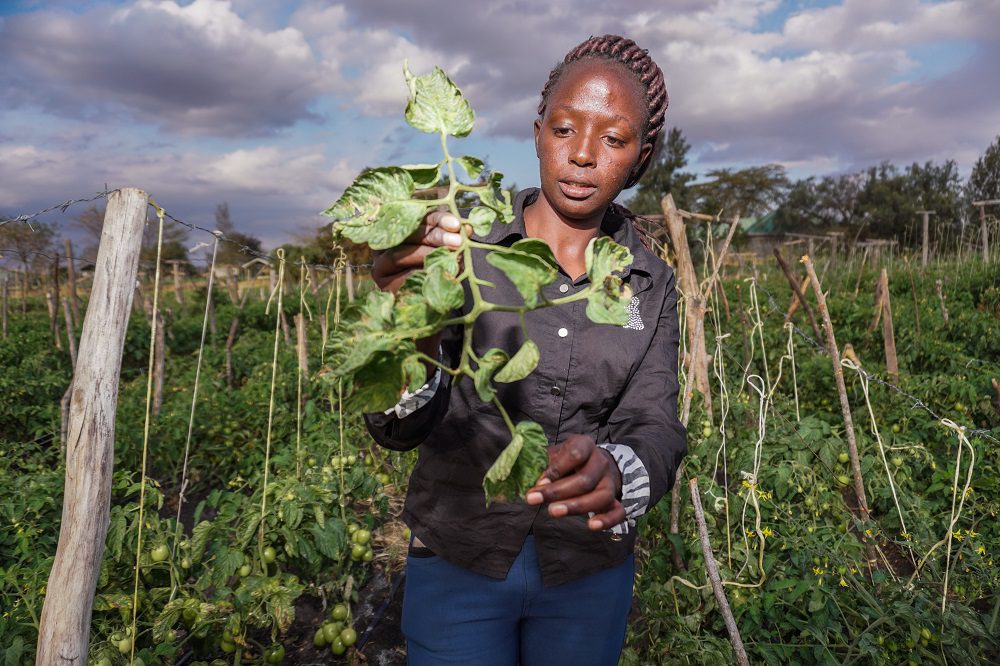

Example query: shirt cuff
[383,368,442,419]
[597,443,651,536]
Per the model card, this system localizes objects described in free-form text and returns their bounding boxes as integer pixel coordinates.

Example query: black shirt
[364,188,687,586]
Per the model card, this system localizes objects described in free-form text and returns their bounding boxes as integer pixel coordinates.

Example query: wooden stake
[152,311,165,417]
[903,256,921,337]
[63,298,77,369]
[689,477,749,666]
[64,238,80,326]
[972,200,999,263]
[168,260,185,306]
[801,256,874,546]
[917,210,935,267]
[345,261,355,303]
[867,276,885,334]
[2,273,8,338]
[879,269,899,384]
[773,248,822,341]
[294,313,309,377]
[47,290,63,351]
[935,279,949,324]
[37,187,147,664]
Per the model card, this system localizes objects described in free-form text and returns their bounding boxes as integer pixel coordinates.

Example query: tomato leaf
[509,238,559,270]
[403,62,475,137]
[424,264,465,313]
[322,167,429,250]
[467,206,497,236]
[584,237,634,325]
[476,171,514,223]
[474,348,509,402]
[486,248,558,307]
[401,163,442,189]
[494,339,539,383]
[483,421,549,502]
[456,155,485,180]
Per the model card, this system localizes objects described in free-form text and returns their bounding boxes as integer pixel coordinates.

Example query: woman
[365,34,687,666]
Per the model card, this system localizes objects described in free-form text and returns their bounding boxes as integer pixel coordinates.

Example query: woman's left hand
[525,434,625,531]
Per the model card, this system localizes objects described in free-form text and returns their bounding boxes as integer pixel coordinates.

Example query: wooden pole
[63,298,77,369]
[935,279,949,324]
[64,238,80,327]
[917,210,934,267]
[47,290,63,351]
[37,187,147,664]
[879,269,899,384]
[2,273,8,338]
[801,256,874,545]
[903,256,921,337]
[973,200,1000,263]
[152,311,165,417]
[773,249,822,341]
[345,261,355,303]
[689,477,749,666]
[169,260,185,306]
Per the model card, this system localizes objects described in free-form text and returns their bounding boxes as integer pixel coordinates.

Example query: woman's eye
[605,136,625,147]
[553,127,572,137]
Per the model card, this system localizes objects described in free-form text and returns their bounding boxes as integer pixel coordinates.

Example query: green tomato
[263,546,277,564]
[330,637,346,655]
[347,523,359,535]
[239,564,252,577]
[892,457,904,467]
[891,424,901,434]
[264,643,285,664]
[180,557,192,569]
[95,658,113,666]
[351,543,367,560]
[702,426,712,438]
[220,639,236,653]
[182,607,199,626]
[323,622,343,644]
[331,603,349,621]
[164,629,177,643]
[117,636,132,654]
[314,627,328,647]
[835,474,850,488]
[837,452,850,464]
[133,659,145,666]
[151,544,170,563]
[340,627,357,647]
[363,548,374,562]
[347,454,357,465]
[353,529,372,546]
[377,473,391,485]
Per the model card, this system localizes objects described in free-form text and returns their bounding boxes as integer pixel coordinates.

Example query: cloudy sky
[1,0,998,257]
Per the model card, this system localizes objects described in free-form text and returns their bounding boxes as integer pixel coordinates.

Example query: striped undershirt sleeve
[383,368,442,419]
[597,443,651,536]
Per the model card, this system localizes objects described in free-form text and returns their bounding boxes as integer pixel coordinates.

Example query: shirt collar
[477,187,653,278]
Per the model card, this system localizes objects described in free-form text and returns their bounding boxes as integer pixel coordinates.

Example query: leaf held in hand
[403,62,475,137]
[456,155,485,180]
[486,249,557,308]
[401,163,442,189]
[483,421,549,502]
[467,206,497,236]
[473,348,509,402]
[494,340,539,383]
[322,167,428,250]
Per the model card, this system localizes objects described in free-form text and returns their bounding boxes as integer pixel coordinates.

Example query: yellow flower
[952,530,964,542]
[976,545,986,556]
[901,531,911,541]
[813,567,825,576]
[761,527,775,539]
[839,577,848,588]
[968,530,979,539]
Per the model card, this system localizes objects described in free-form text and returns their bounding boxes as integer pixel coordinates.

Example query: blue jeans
[402,535,635,666]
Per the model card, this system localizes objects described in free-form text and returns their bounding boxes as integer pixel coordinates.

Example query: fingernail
[588,518,602,530]
[526,492,542,505]
[536,477,551,486]
[441,215,460,231]
[443,232,462,247]
[550,503,567,517]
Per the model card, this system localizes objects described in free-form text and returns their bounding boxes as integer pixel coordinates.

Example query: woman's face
[534,58,652,225]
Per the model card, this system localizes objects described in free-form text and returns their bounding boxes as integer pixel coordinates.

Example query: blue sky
[1,0,997,255]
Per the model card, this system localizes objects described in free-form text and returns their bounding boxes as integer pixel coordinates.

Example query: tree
[774,173,863,232]
[691,164,789,218]
[626,127,696,214]
[0,220,55,273]
[214,203,263,267]
[967,135,1000,204]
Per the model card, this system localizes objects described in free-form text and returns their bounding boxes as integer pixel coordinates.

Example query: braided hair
[538,35,668,249]
[538,34,668,190]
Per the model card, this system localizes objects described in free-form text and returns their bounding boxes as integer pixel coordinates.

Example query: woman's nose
[569,135,596,168]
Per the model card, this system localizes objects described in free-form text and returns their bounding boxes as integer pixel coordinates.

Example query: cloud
[0,0,330,136]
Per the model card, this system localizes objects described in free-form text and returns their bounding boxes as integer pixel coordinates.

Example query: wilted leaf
[476,171,513,223]
[401,163,442,189]
[483,421,549,502]
[456,155,485,180]
[474,348,509,402]
[486,248,557,307]
[585,236,633,282]
[584,237,634,325]
[494,340,539,383]
[467,206,497,236]
[322,167,429,250]
[403,62,475,137]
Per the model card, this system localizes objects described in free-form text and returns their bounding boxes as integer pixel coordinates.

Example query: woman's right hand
[371,211,463,293]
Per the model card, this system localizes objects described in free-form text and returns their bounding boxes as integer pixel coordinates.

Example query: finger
[527,451,607,504]
[539,435,593,483]
[413,212,462,247]
[544,479,619,518]
[587,502,627,531]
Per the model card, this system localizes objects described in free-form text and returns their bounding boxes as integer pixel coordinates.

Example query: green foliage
[322,64,635,501]
[626,126,696,214]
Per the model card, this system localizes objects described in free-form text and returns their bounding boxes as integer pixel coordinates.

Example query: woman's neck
[522,193,606,280]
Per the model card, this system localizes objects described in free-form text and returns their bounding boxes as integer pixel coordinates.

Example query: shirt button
[550,385,561,396]
[557,327,568,338]
[559,284,569,293]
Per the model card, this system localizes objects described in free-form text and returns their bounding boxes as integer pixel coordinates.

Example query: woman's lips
[557,180,597,199]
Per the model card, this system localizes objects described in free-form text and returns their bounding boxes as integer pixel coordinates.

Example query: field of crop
[1,235,998,664]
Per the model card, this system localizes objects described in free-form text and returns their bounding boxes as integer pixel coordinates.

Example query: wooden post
[53,252,62,339]
[689,478,750,666]
[64,238,80,327]
[935,279,949,324]
[37,187,147,663]
[903,256,921,337]
[879,269,899,384]
[47,290,63,351]
[972,200,999,263]
[294,313,309,383]
[63,298,77,369]
[773,249,822,341]
[2,273,8,338]
[917,210,934,267]
[168,260,185,306]
[345,261,355,303]
[801,256,874,547]
[152,311,165,417]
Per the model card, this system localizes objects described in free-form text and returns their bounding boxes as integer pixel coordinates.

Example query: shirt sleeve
[603,268,687,521]
[364,368,450,452]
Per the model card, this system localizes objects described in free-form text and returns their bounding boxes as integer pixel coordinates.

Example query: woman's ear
[629,140,655,186]
[533,118,542,158]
